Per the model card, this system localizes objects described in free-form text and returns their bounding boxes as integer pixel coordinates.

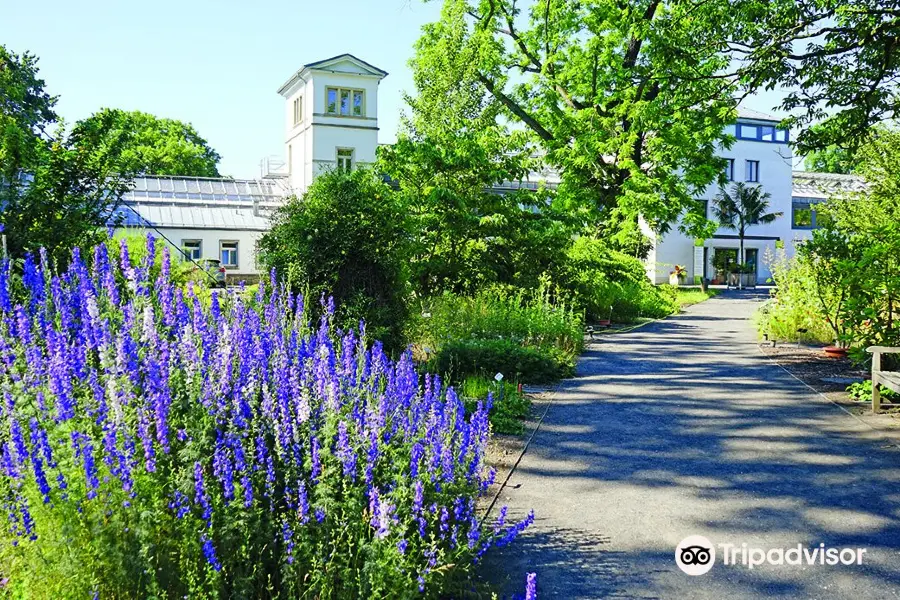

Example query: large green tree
[735,0,900,153]
[380,0,574,294]
[413,0,746,238]
[413,1,900,238]
[0,45,131,261]
[72,108,222,177]
[804,146,856,174]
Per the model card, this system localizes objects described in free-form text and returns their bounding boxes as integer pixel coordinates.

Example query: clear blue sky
[0,0,798,179]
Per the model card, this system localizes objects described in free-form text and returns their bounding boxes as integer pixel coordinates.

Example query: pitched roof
[277,54,388,95]
[792,171,867,199]
[303,53,388,77]
[737,108,780,122]
[113,175,287,231]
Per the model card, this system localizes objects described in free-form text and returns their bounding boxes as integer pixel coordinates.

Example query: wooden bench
[866,346,900,412]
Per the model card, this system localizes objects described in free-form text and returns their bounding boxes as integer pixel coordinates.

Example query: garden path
[484,289,900,599]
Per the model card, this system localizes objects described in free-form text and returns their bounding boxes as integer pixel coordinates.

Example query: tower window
[337,148,354,172]
[293,97,303,125]
[326,88,365,116]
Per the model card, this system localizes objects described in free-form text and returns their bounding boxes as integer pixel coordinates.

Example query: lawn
[675,288,721,308]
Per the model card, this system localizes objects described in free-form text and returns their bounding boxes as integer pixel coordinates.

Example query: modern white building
[644,109,794,285]
[114,55,862,286]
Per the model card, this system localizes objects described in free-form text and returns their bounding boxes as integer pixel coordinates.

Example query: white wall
[650,120,795,285]
[119,227,266,277]
[281,58,383,195]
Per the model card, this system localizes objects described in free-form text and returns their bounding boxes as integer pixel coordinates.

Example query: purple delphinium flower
[194,462,212,526]
[200,533,221,571]
[71,432,99,499]
[282,520,295,564]
[525,572,537,600]
[335,421,356,481]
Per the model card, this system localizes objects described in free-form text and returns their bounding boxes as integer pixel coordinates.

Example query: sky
[0,0,800,179]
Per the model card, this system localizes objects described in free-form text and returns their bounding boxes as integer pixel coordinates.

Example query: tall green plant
[713,183,782,288]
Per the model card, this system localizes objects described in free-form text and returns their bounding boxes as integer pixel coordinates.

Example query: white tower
[277,54,388,194]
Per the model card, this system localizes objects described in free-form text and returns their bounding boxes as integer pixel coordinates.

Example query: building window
[792,202,814,229]
[792,198,831,230]
[326,88,364,116]
[337,148,354,172]
[725,158,735,181]
[182,239,201,261]
[220,241,238,268]
[288,144,292,174]
[293,97,303,125]
[745,160,760,182]
[736,123,789,143]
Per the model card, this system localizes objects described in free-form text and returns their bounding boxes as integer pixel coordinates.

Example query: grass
[458,376,531,435]
[675,288,721,308]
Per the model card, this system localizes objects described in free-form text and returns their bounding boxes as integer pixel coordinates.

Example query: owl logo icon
[676,535,715,575]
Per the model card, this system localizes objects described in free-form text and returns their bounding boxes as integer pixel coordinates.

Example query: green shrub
[257,169,410,349]
[847,379,899,402]
[561,237,677,322]
[433,338,574,384]
[459,376,531,434]
[753,249,836,344]
[410,286,582,385]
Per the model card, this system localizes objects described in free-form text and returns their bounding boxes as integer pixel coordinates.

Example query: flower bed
[0,237,532,598]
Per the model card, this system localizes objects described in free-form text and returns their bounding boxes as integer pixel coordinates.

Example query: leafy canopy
[379,0,574,294]
[72,108,222,177]
[0,45,131,262]
[415,0,745,235]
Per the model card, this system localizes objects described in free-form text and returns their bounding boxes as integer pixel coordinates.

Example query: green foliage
[754,249,836,344]
[804,145,856,174]
[411,287,583,384]
[434,338,574,385]
[560,237,677,322]
[411,0,743,237]
[379,0,573,296]
[459,376,531,435]
[72,108,222,177]
[0,45,132,263]
[257,169,410,348]
[743,1,900,153]
[847,379,898,402]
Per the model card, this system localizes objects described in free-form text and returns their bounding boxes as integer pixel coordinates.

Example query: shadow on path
[482,290,900,599]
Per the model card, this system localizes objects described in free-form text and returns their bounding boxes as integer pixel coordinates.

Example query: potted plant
[669,264,687,286]
[711,251,731,285]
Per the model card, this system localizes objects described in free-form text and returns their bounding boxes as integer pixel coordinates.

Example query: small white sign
[494,372,504,382]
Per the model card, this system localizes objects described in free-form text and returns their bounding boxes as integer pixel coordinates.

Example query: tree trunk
[739,225,745,291]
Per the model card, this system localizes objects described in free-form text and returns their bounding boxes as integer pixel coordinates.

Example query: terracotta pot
[824,346,848,359]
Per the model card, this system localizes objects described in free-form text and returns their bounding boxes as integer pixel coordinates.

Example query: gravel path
[484,290,900,599]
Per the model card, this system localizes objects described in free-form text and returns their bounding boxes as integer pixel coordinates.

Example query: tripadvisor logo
[675,536,868,575]
[675,535,715,576]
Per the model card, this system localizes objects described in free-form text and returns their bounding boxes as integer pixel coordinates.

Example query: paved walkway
[486,290,900,599]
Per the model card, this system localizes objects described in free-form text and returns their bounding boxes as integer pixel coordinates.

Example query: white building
[116,54,387,282]
[643,110,868,286]
[644,109,794,285]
